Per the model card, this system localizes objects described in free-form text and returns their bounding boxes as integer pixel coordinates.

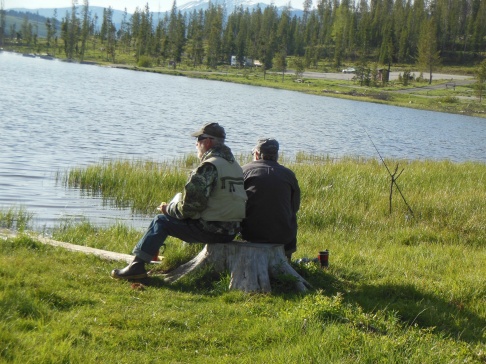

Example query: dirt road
[299,70,473,82]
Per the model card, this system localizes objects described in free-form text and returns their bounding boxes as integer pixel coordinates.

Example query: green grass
[1,157,486,362]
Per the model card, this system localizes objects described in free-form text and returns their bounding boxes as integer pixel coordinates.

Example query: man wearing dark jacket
[111,122,247,280]
[241,138,301,260]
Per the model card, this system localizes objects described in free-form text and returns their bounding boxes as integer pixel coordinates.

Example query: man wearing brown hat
[241,138,301,261]
[111,122,247,280]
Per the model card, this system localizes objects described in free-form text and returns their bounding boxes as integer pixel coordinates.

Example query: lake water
[1,51,485,232]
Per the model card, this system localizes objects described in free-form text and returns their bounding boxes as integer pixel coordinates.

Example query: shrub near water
[2,156,484,362]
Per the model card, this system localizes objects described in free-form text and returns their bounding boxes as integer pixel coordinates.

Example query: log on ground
[0,229,134,263]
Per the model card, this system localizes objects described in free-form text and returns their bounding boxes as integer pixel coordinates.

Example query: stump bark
[163,241,311,293]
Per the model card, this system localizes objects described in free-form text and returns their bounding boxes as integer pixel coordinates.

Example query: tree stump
[163,241,312,293]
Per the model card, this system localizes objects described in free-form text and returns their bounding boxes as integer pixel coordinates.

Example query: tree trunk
[163,242,312,293]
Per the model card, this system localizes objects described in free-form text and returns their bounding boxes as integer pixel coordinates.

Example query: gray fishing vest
[200,156,246,221]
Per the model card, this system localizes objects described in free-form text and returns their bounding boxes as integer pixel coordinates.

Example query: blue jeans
[132,214,236,262]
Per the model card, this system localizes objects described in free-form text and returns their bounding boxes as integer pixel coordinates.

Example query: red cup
[318,250,329,268]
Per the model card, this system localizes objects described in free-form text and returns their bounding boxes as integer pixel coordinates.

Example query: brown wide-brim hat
[190,122,226,139]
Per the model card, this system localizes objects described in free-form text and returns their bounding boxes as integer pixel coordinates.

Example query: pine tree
[168,1,186,66]
[475,59,486,103]
[119,8,131,54]
[0,0,5,47]
[45,16,56,50]
[185,10,205,67]
[79,0,90,61]
[106,7,116,62]
[275,7,291,81]
[205,4,223,68]
[472,0,486,52]
[21,15,33,46]
[247,6,262,61]
[417,17,440,84]
[222,9,238,63]
[259,5,278,77]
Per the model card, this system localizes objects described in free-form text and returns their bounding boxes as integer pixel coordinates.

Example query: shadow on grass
[299,266,485,344]
[140,263,485,344]
[141,261,343,297]
[346,282,485,344]
[284,265,485,344]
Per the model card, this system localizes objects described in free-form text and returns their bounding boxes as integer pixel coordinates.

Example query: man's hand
[157,202,168,214]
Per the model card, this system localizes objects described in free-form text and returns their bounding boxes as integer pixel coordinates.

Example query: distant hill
[5,2,303,37]
[177,0,301,12]
[7,7,131,30]
[4,10,51,38]
[7,0,303,14]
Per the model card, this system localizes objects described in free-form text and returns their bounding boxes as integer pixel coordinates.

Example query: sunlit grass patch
[3,234,483,362]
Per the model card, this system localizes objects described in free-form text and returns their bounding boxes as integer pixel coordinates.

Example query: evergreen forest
[1,0,486,72]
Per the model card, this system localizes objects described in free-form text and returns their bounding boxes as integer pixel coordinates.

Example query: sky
[6,0,293,13]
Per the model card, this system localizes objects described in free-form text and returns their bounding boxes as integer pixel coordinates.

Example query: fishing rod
[364,128,414,217]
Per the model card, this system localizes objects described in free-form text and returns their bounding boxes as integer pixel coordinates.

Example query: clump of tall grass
[0,206,32,231]
[438,95,460,103]
[57,156,200,214]
[58,156,485,252]
[293,157,485,248]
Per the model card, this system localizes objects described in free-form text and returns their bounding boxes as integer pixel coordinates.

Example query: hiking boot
[111,257,147,280]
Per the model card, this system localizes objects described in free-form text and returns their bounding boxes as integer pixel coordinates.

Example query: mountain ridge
[7,0,303,21]
[6,1,303,35]
[6,1,275,13]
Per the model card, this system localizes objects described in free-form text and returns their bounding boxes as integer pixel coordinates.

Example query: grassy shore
[1,157,485,362]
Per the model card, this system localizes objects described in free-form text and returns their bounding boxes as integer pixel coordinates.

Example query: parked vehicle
[342,67,356,73]
[231,55,253,67]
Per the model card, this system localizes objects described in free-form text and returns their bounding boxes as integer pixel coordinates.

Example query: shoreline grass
[0,207,32,232]
[1,157,485,362]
